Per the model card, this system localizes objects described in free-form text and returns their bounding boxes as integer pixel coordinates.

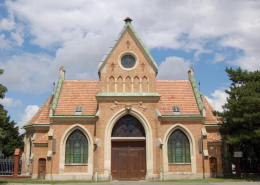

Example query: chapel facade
[22,18,223,180]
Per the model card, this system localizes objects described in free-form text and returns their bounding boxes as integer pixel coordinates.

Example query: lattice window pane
[65,129,88,163]
[168,129,190,163]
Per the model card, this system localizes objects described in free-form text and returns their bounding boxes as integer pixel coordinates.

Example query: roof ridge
[51,75,64,112]
[189,75,204,112]
[98,19,158,74]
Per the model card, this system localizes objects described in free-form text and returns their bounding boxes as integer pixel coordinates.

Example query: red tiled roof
[26,94,53,126]
[26,79,219,124]
[156,80,200,114]
[55,80,99,115]
[201,95,219,123]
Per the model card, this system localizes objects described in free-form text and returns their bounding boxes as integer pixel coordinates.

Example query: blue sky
[0,0,260,133]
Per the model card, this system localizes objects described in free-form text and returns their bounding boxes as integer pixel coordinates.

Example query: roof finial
[188,67,194,79]
[124,17,132,24]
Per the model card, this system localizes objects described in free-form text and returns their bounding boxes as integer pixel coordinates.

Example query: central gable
[98,18,158,94]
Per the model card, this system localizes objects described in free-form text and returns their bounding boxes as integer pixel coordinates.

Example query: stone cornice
[159,114,204,122]
[23,123,50,131]
[96,92,161,101]
[205,123,221,130]
[51,115,97,122]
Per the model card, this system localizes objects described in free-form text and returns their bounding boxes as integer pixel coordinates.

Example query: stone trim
[96,92,161,101]
[51,115,96,121]
[23,123,50,131]
[163,124,197,174]
[59,124,93,175]
[104,108,154,176]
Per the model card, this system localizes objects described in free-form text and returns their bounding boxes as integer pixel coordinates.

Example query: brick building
[22,17,223,180]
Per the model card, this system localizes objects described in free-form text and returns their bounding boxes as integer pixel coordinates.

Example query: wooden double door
[111,141,146,180]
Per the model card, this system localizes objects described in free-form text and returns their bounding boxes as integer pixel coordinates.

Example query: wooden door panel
[38,158,46,180]
[111,141,146,181]
[129,150,139,180]
[118,150,128,180]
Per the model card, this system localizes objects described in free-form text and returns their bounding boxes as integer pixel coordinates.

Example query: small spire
[188,67,194,79]
[124,17,132,24]
[59,66,66,79]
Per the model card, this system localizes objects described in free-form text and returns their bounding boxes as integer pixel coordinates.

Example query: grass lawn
[155,178,260,182]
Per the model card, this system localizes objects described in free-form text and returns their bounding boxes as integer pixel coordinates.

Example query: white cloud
[0,97,22,107]
[11,32,24,46]
[0,17,15,31]
[0,0,258,94]
[227,54,260,71]
[213,53,226,63]
[0,52,56,92]
[18,105,39,133]
[157,56,190,80]
[0,34,11,49]
[205,89,228,112]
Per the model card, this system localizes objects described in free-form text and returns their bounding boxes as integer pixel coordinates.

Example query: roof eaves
[23,123,50,130]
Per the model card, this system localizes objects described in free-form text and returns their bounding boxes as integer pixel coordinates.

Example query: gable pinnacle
[124,17,132,24]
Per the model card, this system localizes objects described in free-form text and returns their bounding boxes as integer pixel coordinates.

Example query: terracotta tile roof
[34,133,48,144]
[201,95,219,123]
[26,94,53,126]
[156,80,200,114]
[55,80,99,115]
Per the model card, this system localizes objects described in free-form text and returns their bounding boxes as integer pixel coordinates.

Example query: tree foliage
[0,69,24,157]
[218,67,260,159]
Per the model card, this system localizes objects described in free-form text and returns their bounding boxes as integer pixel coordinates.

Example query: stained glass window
[168,129,190,163]
[111,115,145,137]
[65,129,88,163]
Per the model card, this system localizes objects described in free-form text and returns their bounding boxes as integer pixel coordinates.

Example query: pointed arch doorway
[111,114,146,180]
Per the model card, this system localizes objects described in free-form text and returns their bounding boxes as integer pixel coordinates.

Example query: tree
[218,67,260,159]
[0,69,24,157]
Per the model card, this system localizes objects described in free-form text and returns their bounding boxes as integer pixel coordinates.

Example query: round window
[121,55,136,68]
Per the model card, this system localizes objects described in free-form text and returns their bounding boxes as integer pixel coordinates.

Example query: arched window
[168,129,190,163]
[65,129,88,163]
[112,114,145,137]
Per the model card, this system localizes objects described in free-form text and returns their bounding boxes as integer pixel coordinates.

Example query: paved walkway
[2,182,260,185]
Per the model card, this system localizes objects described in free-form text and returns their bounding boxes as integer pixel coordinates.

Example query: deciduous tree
[0,69,24,157]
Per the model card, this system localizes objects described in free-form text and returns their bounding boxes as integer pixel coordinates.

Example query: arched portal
[104,109,153,180]
[111,115,146,180]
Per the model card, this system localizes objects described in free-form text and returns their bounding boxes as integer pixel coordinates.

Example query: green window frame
[168,129,190,163]
[65,129,88,163]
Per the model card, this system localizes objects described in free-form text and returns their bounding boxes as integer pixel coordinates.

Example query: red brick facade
[22,18,223,180]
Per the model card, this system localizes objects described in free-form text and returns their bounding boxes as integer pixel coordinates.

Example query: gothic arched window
[112,114,145,137]
[168,129,190,163]
[65,129,88,163]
